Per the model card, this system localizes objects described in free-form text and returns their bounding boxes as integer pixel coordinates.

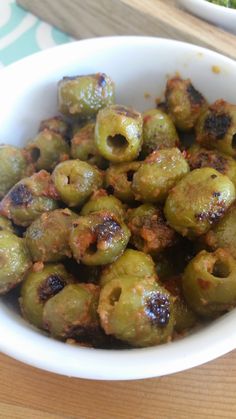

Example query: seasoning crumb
[33,261,44,273]
[144,92,151,99]
[212,65,221,74]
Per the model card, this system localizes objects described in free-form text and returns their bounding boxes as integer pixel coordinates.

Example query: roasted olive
[162,275,197,333]
[187,145,236,186]
[20,263,72,329]
[0,230,32,294]
[25,208,78,262]
[52,159,103,207]
[142,108,179,157]
[95,105,143,162]
[43,283,100,339]
[100,249,157,287]
[165,76,207,131]
[58,73,115,118]
[182,248,236,318]
[69,210,130,265]
[127,204,177,256]
[204,204,236,259]
[71,122,107,169]
[0,215,14,233]
[81,189,125,219]
[26,129,70,171]
[132,148,189,202]
[39,115,69,139]
[105,161,141,202]
[98,275,174,347]
[164,167,235,238]
[0,170,59,227]
[0,145,31,199]
[196,100,236,157]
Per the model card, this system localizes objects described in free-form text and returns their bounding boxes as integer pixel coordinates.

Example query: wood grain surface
[0,349,236,419]
[17,0,236,59]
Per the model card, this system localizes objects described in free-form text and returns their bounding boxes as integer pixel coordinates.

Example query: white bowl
[1,37,236,380]
[178,0,236,34]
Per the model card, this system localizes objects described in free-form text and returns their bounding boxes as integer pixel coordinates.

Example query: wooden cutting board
[17,0,236,60]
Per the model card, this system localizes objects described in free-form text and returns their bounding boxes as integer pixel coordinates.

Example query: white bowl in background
[178,0,236,34]
[0,37,236,380]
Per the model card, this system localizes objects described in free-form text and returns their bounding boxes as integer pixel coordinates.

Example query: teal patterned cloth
[0,0,72,67]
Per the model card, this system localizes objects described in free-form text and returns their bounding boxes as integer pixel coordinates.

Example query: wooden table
[1,350,236,418]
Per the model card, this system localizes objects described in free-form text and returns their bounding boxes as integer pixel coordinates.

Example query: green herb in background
[207,0,236,8]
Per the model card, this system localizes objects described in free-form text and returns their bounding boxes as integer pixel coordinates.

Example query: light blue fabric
[0,0,72,66]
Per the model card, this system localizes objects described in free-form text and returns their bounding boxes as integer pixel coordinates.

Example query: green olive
[0,230,32,294]
[182,248,236,318]
[100,249,157,287]
[25,208,78,262]
[39,115,69,139]
[162,275,197,333]
[196,100,236,157]
[141,108,179,157]
[26,129,70,171]
[165,76,207,131]
[0,145,31,199]
[0,215,14,233]
[164,167,236,238]
[126,204,177,256]
[71,122,107,169]
[52,159,103,207]
[95,105,143,162]
[105,161,141,202]
[98,275,174,347]
[58,73,115,118]
[43,283,100,339]
[132,148,189,202]
[0,170,59,227]
[69,210,130,265]
[81,190,125,219]
[204,204,236,259]
[20,263,72,329]
[187,145,236,187]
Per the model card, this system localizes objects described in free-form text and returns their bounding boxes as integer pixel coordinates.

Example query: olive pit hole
[212,260,230,278]
[31,147,41,162]
[232,134,236,149]
[107,134,128,151]
[126,170,135,182]
[109,287,122,306]
[87,242,97,255]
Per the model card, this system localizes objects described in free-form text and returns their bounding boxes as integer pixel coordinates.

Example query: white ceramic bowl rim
[1,36,236,380]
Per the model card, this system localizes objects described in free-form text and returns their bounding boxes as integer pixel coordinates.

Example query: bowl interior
[0,37,236,380]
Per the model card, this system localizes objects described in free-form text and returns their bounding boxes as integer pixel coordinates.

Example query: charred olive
[165,76,207,131]
[20,263,72,329]
[98,275,174,347]
[164,168,235,238]
[69,211,130,265]
[0,170,59,227]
